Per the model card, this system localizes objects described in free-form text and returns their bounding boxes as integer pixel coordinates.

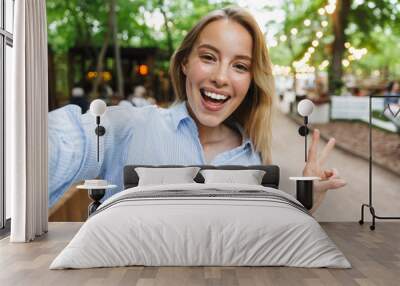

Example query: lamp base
[289,177,319,210]
[88,189,106,216]
[296,180,313,210]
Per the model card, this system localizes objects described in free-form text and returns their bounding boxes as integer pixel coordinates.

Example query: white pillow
[200,169,266,185]
[135,167,201,186]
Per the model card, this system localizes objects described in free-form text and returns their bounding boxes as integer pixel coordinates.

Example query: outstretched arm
[48,105,102,208]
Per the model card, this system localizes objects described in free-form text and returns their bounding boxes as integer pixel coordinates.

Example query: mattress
[50,183,351,269]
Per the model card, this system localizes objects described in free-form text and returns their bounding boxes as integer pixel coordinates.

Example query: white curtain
[8,0,48,242]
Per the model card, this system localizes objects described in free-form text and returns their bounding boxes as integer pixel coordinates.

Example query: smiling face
[182,19,253,127]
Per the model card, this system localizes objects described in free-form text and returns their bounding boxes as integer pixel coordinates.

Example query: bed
[50,165,350,269]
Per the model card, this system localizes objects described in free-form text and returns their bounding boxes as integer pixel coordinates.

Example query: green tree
[269,0,400,95]
[329,0,350,94]
[46,0,233,99]
[268,0,326,91]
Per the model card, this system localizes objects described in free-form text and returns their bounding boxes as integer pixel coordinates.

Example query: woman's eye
[200,54,215,62]
[234,63,249,72]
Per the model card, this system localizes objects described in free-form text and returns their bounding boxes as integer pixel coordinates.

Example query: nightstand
[77,184,117,216]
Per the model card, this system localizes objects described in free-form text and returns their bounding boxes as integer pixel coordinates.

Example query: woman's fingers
[323,169,333,178]
[331,168,339,178]
[315,177,346,192]
[329,177,346,189]
[323,168,339,179]
[307,129,336,167]
[307,129,320,162]
[318,138,336,165]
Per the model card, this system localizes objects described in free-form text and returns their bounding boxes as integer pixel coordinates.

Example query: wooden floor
[0,222,399,286]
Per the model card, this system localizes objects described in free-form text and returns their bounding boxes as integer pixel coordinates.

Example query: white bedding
[50,183,351,269]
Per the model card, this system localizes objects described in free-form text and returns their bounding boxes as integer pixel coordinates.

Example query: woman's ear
[181,58,188,75]
[181,63,187,75]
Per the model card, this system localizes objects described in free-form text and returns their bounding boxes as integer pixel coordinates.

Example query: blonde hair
[169,7,275,164]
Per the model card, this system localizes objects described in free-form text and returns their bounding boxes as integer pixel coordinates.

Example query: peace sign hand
[303,129,347,213]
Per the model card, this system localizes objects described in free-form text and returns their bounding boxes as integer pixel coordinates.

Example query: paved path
[272,110,400,222]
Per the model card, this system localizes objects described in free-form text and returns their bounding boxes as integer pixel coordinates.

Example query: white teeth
[203,91,228,100]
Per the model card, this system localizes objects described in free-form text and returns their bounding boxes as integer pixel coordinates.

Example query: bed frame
[123,165,280,189]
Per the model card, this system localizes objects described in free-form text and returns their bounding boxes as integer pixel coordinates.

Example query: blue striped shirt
[48,101,262,208]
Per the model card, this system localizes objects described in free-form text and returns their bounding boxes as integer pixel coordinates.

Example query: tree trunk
[67,1,93,87]
[159,0,174,58]
[328,0,351,95]
[111,0,124,98]
[90,1,113,100]
[158,0,174,101]
[67,51,74,99]
[79,4,96,74]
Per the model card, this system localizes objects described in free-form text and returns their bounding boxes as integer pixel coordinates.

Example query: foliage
[350,30,400,78]
[46,0,234,99]
[269,0,400,82]
[47,0,234,55]
[268,0,326,66]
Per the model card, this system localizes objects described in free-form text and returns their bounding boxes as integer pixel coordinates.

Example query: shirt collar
[169,101,254,152]
[227,120,254,152]
[169,101,191,131]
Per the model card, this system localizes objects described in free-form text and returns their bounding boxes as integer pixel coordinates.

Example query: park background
[41,0,400,221]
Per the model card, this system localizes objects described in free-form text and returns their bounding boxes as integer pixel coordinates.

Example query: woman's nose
[211,65,229,87]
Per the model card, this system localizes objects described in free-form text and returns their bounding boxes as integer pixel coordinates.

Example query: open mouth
[200,88,231,104]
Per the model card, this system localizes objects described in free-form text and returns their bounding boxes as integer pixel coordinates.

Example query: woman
[169,8,274,165]
[49,7,345,213]
[384,81,400,106]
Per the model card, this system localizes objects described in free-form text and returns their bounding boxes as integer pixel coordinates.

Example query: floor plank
[0,222,399,286]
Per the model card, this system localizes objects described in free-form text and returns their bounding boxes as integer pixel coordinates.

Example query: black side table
[289,176,321,210]
[77,184,117,216]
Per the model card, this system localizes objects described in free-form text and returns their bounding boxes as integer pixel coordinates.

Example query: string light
[345,42,368,61]
[272,1,367,72]
[372,70,380,76]
[137,64,149,76]
[319,60,329,70]
[268,39,278,48]
[325,0,336,14]
[293,60,316,73]
[325,5,336,14]
[285,2,333,70]
[87,71,112,81]
[273,65,292,76]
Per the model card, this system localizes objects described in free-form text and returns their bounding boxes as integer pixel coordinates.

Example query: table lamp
[89,99,107,162]
[297,99,314,162]
[76,99,116,216]
[289,99,320,210]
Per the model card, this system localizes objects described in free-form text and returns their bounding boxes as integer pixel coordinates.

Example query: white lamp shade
[297,99,314,116]
[90,99,107,116]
